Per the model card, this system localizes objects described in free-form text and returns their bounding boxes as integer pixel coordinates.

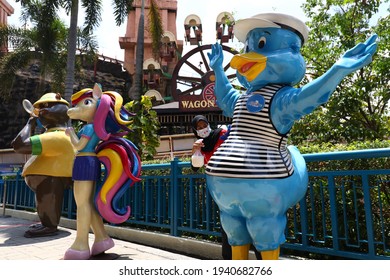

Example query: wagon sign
[179,82,218,111]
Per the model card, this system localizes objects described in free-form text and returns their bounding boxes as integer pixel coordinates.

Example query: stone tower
[0,0,14,53]
[119,0,183,102]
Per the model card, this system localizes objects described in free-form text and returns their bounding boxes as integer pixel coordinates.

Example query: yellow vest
[22,129,76,177]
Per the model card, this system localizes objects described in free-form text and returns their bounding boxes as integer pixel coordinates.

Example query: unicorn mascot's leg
[65,180,113,259]
[64,85,114,260]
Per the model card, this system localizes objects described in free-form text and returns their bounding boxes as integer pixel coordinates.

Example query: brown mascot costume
[12,93,75,237]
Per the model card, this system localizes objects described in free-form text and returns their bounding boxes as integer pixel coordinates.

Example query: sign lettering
[181,100,216,109]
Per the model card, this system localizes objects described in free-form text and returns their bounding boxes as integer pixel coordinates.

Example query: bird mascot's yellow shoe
[261,247,280,260]
[231,244,250,260]
[231,245,279,260]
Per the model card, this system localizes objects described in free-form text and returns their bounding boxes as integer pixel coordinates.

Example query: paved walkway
[0,215,198,260]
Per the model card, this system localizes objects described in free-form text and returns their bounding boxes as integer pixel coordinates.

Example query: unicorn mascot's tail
[77,86,141,224]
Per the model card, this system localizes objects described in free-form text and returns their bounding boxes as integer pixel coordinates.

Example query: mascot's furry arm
[208,34,377,134]
[272,34,377,134]
[12,117,36,154]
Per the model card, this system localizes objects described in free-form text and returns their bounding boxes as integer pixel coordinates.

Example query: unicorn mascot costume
[64,84,141,260]
[206,13,377,260]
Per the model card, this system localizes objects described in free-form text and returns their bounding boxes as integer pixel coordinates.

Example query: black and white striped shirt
[206,85,294,179]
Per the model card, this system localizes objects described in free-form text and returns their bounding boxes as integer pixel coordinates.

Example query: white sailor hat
[234,13,309,44]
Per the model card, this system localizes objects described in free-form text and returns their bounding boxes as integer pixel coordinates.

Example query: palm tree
[61,0,134,102]
[0,1,97,97]
[127,0,163,154]
[12,0,133,102]
[129,0,163,100]
[12,0,162,103]
[63,0,80,102]
[148,0,164,59]
[128,0,144,102]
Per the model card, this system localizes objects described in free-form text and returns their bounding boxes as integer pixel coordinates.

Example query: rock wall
[0,59,132,149]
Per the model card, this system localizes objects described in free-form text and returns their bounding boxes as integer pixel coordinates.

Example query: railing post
[328,176,340,251]
[14,171,21,210]
[299,190,309,247]
[170,157,180,236]
[1,177,6,216]
[361,175,375,257]
[66,188,74,219]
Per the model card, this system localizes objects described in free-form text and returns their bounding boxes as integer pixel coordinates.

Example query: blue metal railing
[1,148,389,259]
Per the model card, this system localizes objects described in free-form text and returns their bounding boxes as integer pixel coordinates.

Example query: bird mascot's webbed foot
[206,13,377,260]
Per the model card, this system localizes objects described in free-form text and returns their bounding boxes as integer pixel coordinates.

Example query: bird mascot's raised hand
[206,13,377,260]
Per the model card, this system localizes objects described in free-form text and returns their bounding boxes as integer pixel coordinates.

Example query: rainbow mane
[73,89,141,224]
[94,92,135,140]
[95,137,141,224]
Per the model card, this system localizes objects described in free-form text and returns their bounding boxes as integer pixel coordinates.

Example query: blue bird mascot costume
[206,13,377,260]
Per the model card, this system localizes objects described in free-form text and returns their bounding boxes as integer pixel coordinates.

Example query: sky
[6,0,308,60]
[5,0,388,61]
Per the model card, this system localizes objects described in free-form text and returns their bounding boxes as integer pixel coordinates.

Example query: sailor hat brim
[234,13,309,44]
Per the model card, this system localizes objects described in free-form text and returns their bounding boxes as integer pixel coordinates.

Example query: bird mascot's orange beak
[230,52,267,82]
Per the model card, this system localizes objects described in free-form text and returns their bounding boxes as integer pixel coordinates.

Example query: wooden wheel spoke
[184,60,204,76]
[223,62,232,72]
[200,50,211,72]
[176,80,200,88]
[176,75,202,83]
[226,73,236,79]
[180,84,203,95]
